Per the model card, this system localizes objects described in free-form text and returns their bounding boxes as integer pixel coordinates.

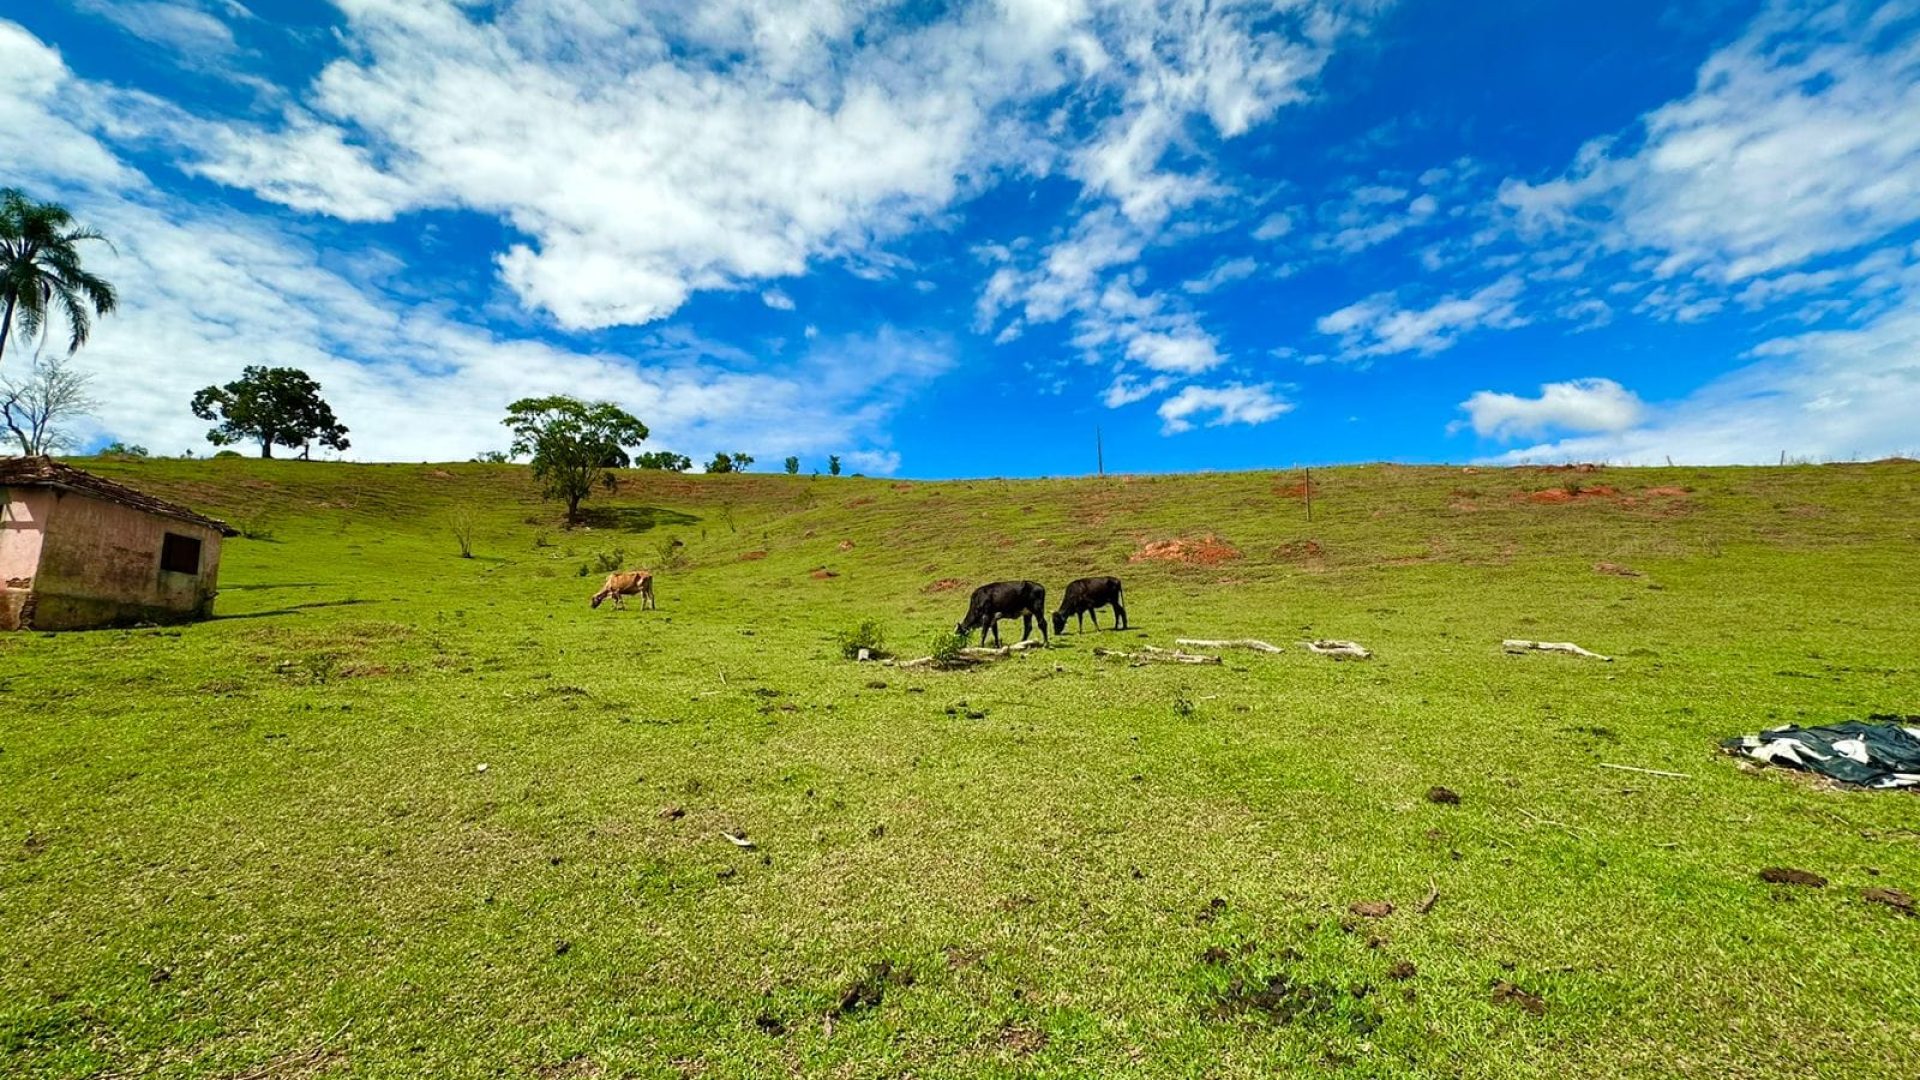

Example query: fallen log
[1094,646,1223,665]
[961,640,1044,658]
[1503,639,1612,662]
[1176,638,1283,654]
[1304,639,1372,659]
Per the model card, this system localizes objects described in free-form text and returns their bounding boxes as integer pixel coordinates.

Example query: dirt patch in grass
[1523,484,1620,504]
[1595,562,1643,576]
[1863,887,1914,913]
[838,540,856,551]
[1643,486,1691,498]
[810,568,839,580]
[1348,900,1394,918]
[836,960,914,1016]
[1426,786,1460,805]
[1274,479,1317,499]
[738,551,768,561]
[1490,980,1547,1015]
[1271,539,1324,564]
[1131,535,1241,566]
[997,1021,1048,1056]
[925,578,965,593]
[1761,867,1827,887]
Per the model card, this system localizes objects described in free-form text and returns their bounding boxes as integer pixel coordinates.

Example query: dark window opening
[160,533,202,575]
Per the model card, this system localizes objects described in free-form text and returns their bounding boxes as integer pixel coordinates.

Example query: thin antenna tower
[1096,426,1104,477]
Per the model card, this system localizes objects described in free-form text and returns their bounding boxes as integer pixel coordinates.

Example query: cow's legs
[1090,609,1100,629]
[613,594,626,610]
[1113,600,1127,629]
[1033,606,1048,644]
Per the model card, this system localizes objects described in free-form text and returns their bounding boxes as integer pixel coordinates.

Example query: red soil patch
[892,483,914,491]
[1130,534,1241,566]
[810,568,839,580]
[846,497,875,508]
[1271,539,1324,562]
[1523,484,1619,504]
[739,550,768,561]
[1642,486,1690,497]
[925,578,965,593]
[1273,479,1317,499]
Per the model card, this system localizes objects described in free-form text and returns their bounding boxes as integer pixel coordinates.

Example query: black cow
[1052,576,1127,635]
[956,580,1049,646]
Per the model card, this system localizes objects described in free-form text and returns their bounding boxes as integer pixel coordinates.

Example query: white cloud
[1102,372,1175,407]
[1317,274,1527,358]
[1124,329,1222,374]
[0,20,949,465]
[74,1,240,57]
[1499,1,1920,287]
[1457,378,1646,440]
[1157,382,1291,434]
[1252,211,1294,240]
[841,449,903,475]
[1182,255,1258,294]
[761,288,796,311]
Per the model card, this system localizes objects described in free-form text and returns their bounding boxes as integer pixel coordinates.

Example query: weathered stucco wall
[1,488,55,629]
[20,489,225,630]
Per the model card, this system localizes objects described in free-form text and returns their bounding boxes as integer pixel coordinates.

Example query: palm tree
[0,188,117,371]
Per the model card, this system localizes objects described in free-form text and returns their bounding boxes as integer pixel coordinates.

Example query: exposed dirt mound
[1490,980,1546,1015]
[1863,887,1914,913]
[739,550,768,561]
[1594,562,1643,577]
[1642,486,1691,497]
[925,578,965,593]
[1760,867,1826,887]
[1274,479,1317,499]
[1132,534,1241,565]
[1271,539,1324,563]
[1523,484,1619,504]
[810,568,839,580]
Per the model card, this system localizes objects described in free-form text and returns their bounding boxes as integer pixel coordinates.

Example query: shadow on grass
[223,582,329,591]
[577,506,701,533]
[216,599,378,620]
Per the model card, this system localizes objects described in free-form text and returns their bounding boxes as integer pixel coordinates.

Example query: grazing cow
[956,580,1048,646]
[591,570,655,610]
[1052,576,1127,635]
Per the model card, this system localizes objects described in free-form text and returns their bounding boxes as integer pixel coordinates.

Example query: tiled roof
[0,457,238,536]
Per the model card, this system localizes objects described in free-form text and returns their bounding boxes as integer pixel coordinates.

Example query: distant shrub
[532,531,552,549]
[214,450,243,459]
[448,505,478,558]
[655,536,689,570]
[926,629,969,667]
[234,517,277,542]
[784,456,800,475]
[472,450,511,464]
[1172,690,1196,719]
[836,619,888,660]
[100,441,148,458]
[591,548,627,574]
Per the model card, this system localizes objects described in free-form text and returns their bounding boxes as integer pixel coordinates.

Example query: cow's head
[590,592,606,609]
[1051,611,1068,635]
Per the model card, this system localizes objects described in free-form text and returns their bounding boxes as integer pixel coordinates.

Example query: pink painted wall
[3,487,225,629]
[1,487,52,586]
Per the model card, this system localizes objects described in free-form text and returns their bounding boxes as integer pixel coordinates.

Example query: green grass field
[4,457,1919,1078]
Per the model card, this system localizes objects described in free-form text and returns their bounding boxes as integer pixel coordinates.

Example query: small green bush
[592,548,627,574]
[926,629,969,667]
[837,619,888,660]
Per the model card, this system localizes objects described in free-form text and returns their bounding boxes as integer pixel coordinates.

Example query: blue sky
[5,1,1918,475]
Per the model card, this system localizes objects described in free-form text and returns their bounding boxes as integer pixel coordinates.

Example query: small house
[1,457,237,630]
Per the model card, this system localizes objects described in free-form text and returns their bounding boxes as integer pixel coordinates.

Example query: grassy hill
[4,457,1919,1078]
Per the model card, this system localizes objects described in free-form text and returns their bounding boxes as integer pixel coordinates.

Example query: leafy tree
[103,441,149,457]
[783,456,800,475]
[706,452,734,474]
[3,352,97,456]
[472,449,511,464]
[502,396,649,524]
[191,366,350,459]
[828,454,842,476]
[1,189,117,371]
[730,452,754,471]
[633,451,693,472]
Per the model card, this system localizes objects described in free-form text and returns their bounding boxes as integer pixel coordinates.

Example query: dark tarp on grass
[1723,718,1920,789]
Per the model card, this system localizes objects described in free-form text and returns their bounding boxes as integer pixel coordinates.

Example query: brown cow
[591,570,655,610]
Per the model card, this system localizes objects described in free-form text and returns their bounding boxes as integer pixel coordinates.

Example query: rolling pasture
[4,458,1919,1078]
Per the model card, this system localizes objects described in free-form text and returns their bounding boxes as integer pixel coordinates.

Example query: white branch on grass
[1177,638,1283,654]
[1303,639,1372,659]
[1503,640,1612,661]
